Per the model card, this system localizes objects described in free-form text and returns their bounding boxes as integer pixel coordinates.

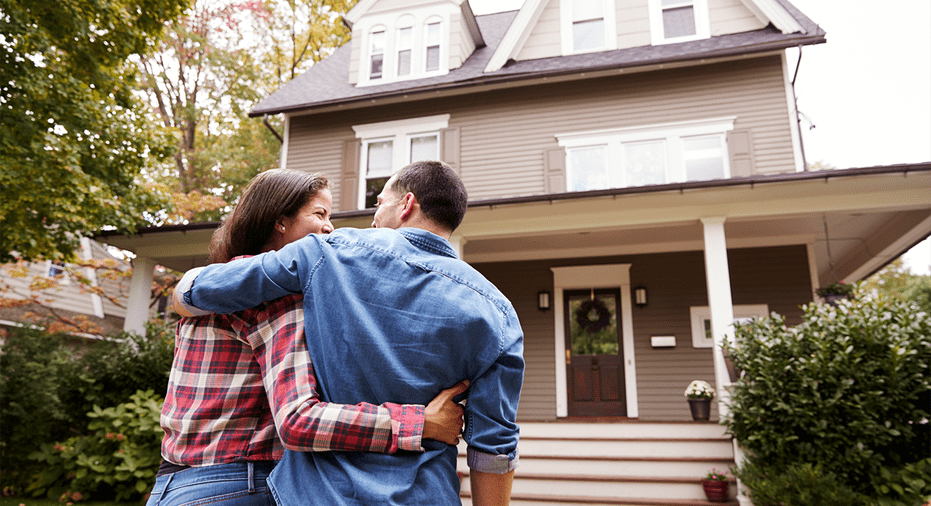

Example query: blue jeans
[146,462,276,506]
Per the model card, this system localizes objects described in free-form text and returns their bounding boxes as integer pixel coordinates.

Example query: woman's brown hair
[208,169,329,263]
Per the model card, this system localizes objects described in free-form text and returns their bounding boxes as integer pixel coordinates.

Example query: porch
[458,420,739,506]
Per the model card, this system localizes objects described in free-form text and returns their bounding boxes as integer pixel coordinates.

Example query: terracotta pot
[701,479,729,502]
[688,398,711,421]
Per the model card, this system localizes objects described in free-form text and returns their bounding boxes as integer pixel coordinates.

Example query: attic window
[649,0,709,44]
[425,21,441,72]
[370,29,385,79]
[661,0,696,38]
[561,0,617,55]
[397,26,412,76]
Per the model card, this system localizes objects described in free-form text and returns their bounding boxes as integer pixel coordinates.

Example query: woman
[147,169,466,506]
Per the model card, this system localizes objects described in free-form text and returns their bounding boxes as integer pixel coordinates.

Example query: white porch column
[700,217,735,414]
[448,235,466,259]
[123,256,156,336]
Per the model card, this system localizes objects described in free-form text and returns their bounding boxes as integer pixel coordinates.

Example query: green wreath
[574,298,611,334]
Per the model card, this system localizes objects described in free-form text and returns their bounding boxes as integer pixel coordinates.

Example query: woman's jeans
[146,462,276,506]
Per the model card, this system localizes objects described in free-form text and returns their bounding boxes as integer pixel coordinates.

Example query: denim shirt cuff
[466,447,519,474]
[177,267,212,317]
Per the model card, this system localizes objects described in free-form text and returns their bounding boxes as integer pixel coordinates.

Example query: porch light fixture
[634,286,648,307]
[537,290,551,311]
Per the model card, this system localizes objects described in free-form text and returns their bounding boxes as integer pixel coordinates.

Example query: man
[175,161,523,506]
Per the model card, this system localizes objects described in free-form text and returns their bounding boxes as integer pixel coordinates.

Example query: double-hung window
[369,29,386,80]
[396,26,413,76]
[353,115,449,209]
[561,0,617,54]
[648,0,709,45]
[424,21,441,72]
[558,117,734,192]
[359,13,447,85]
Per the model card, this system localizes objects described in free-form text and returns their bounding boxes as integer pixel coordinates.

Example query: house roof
[249,0,825,117]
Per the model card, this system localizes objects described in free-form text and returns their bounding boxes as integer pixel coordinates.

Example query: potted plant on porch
[815,281,854,305]
[684,380,715,421]
[700,468,731,502]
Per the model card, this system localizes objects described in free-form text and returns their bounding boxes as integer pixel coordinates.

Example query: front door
[564,288,626,417]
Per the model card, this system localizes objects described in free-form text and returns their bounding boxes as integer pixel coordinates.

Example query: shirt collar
[398,228,458,259]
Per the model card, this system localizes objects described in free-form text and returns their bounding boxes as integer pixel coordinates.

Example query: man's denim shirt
[179,227,524,505]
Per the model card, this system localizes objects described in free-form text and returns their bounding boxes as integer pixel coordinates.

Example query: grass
[0,498,134,506]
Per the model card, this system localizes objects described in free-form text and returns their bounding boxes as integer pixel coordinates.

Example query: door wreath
[574,298,612,333]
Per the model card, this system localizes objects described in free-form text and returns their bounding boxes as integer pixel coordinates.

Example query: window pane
[663,5,696,38]
[568,146,608,191]
[683,135,724,181]
[364,176,391,209]
[573,19,605,51]
[426,22,441,44]
[568,292,619,356]
[426,46,440,71]
[398,49,411,76]
[370,30,385,78]
[623,140,666,186]
[366,140,393,176]
[410,134,438,162]
[398,27,412,48]
[573,0,603,21]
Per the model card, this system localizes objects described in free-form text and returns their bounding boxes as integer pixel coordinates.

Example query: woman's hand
[423,379,469,445]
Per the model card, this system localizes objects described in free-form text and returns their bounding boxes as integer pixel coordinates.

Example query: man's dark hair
[390,160,468,232]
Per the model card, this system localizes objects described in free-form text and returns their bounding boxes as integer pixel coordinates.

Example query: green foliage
[0,323,174,496]
[724,291,931,503]
[0,0,188,262]
[874,458,931,506]
[735,460,861,506]
[28,390,165,502]
[863,258,931,314]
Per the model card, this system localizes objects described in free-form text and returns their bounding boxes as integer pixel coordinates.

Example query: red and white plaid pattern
[160,294,424,466]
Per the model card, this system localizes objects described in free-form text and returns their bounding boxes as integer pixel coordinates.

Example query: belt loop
[154,472,176,506]
[247,461,256,493]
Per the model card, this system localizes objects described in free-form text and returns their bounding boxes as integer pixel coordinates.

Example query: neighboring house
[0,238,139,343]
[100,0,931,503]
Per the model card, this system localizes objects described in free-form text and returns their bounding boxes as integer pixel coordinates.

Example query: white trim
[355,6,453,86]
[280,115,291,170]
[806,241,820,300]
[782,51,805,172]
[738,0,804,34]
[560,0,618,55]
[648,0,710,46]
[484,0,547,73]
[81,237,105,318]
[352,115,451,139]
[556,117,736,145]
[700,217,735,418]
[689,304,768,348]
[551,264,638,418]
[0,319,108,341]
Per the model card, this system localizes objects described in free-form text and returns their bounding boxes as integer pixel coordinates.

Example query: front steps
[457,422,738,506]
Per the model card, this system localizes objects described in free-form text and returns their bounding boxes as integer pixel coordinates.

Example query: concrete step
[461,473,736,501]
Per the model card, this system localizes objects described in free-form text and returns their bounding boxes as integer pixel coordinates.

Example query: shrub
[724,292,931,504]
[28,390,164,502]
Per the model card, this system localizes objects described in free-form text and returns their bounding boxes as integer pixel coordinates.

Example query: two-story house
[100,0,931,503]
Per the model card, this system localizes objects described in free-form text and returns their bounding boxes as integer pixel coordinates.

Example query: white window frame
[45,260,70,284]
[423,17,444,73]
[561,0,618,55]
[557,117,735,191]
[690,304,769,348]
[396,23,413,77]
[368,27,387,80]
[356,7,451,86]
[648,0,710,46]
[352,115,450,208]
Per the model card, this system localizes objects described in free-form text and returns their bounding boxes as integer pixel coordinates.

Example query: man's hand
[423,379,469,445]
[173,288,196,317]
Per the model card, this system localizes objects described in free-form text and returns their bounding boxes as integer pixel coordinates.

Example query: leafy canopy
[0,0,190,262]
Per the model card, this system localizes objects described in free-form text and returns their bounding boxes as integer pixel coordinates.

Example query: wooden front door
[565,288,626,417]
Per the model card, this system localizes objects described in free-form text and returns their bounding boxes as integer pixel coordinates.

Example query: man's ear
[399,192,417,221]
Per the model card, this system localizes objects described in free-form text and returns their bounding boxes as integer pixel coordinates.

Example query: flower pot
[688,398,711,421]
[701,479,729,502]
[823,294,848,306]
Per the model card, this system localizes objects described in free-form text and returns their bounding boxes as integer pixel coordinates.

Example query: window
[425,21,441,72]
[649,0,709,44]
[45,261,70,285]
[690,305,768,348]
[370,29,385,79]
[557,117,735,192]
[561,0,617,54]
[397,26,412,76]
[353,115,449,209]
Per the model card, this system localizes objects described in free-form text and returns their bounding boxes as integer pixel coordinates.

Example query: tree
[0,0,190,263]
[862,258,931,314]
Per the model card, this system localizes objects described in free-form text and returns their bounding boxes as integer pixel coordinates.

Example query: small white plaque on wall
[651,336,676,348]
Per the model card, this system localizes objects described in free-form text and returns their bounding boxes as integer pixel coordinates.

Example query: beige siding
[449,11,477,70]
[285,56,795,205]
[515,0,561,61]
[616,0,651,49]
[472,245,811,422]
[349,31,360,84]
[710,0,766,34]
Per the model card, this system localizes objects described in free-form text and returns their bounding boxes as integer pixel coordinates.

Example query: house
[0,238,155,345]
[99,0,931,503]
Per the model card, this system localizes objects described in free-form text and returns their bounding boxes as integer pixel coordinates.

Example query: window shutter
[726,129,754,178]
[545,147,567,194]
[440,127,460,174]
[341,139,361,211]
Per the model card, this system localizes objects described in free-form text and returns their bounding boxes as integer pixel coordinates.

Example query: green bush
[724,292,931,505]
[736,460,860,506]
[28,390,164,502]
[1,322,174,497]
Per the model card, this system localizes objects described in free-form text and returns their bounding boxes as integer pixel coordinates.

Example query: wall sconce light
[634,286,648,307]
[538,290,551,311]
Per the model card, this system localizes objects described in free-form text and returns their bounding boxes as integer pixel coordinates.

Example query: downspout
[791,46,809,171]
[263,114,284,144]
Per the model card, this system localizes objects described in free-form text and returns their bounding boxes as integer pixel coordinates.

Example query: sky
[467,0,931,275]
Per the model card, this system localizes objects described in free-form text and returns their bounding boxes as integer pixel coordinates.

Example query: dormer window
[425,21,441,72]
[370,29,385,79]
[649,0,709,45]
[397,26,412,76]
[561,0,617,55]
